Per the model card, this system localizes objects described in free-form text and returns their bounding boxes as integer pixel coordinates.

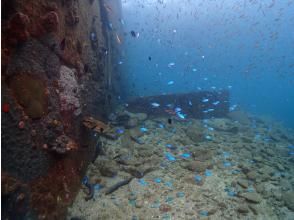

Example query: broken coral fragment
[83,117,110,133]
[51,134,77,154]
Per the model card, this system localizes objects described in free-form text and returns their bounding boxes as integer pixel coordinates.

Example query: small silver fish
[202,98,209,103]
[167,81,174,85]
[168,62,175,68]
[151,102,160,108]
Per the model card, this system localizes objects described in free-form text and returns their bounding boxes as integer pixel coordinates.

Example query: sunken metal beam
[126,90,230,119]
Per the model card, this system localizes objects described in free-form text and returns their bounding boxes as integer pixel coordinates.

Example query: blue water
[118,0,294,127]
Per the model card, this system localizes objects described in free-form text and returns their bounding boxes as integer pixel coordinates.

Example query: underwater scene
[1,0,294,219]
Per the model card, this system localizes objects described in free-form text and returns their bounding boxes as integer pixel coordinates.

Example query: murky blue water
[118,0,294,127]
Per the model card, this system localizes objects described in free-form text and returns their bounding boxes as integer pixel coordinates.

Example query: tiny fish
[202,98,209,103]
[181,153,191,158]
[130,30,136,37]
[90,32,96,41]
[165,152,176,161]
[195,175,202,182]
[174,107,182,112]
[118,61,123,65]
[205,135,212,140]
[229,104,238,111]
[188,100,193,106]
[151,102,160,108]
[213,101,220,105]
[168,62,175,68]
[207,108,215,112]
[158,123,165,128]
[140,127,148,132]
[228,85,233,89]
[130,30,139,38]
[116,128,124,134]
[116,33,122,44]
[167,80,174,85]
[176,112,186,119]
[60,38,66,50]
[119,18,124,25]
[211,86,216,89]
[203,77,208,81]
[192,68,197,72]
[154,178,162,183]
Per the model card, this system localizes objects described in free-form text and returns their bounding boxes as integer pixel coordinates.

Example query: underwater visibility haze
[1,0,294,219]
[120,0,294,128]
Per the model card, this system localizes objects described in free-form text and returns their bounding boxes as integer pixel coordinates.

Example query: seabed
[68,109,294,220]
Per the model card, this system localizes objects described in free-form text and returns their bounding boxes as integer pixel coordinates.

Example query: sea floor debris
[68,112,294,220]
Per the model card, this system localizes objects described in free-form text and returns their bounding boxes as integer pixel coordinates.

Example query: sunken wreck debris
[126,90,230,119]
[1,0,123,219]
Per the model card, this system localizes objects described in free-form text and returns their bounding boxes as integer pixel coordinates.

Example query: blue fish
[167,80,175,85]
[138,178,148,186]
[205,169,213,177]
[181,153,191,158]
[188,100,193,106]
[154,178,162,183]
[176,112,186,119]
[213,101,220,105]
[140,127,148,132]
[194,175,202,183]
[199,210,208,217]
[223,152,230,158]
[223,161,232,167]
[165,152,176,161]
[174,107,182,112]
[158,123,165,128]
[116,128,124,134]
[202,98,209,103]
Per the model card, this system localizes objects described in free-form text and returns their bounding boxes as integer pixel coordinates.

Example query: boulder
[241,192,262,203]
[282,191,294,211]
[185,120,204,143]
